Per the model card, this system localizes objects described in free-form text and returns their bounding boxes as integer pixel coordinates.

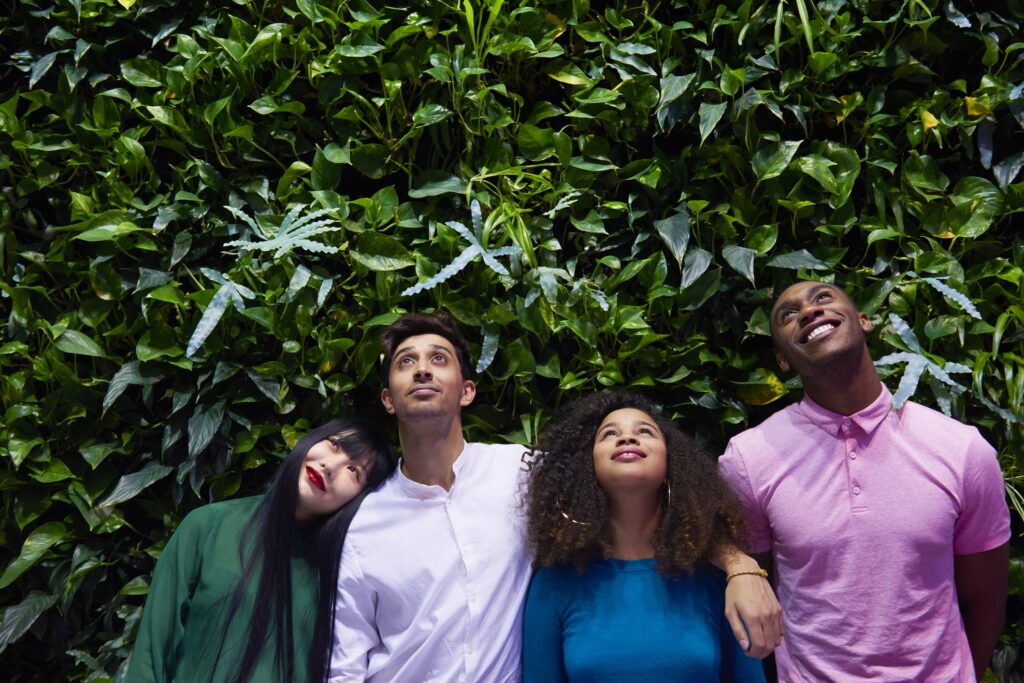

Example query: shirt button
[849,451,856,460]
[468,593,476,603]
[465,645,474,655]
[852,485,861,495]
[843,419,851,427]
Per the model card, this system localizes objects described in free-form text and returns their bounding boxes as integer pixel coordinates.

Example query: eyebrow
[393,343,454,359]
[772,284,837,318]
[598,419,660,432]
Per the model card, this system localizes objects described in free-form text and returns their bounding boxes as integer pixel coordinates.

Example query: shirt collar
[395,440,468,499]
[798,384,893,438]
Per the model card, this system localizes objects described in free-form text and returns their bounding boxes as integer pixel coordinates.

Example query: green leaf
[409,173,467,198]
[74,221,145,242]
[412,103,452,127]
[654,210,690,269]
[349,232,415,271]
[29,52,60,89]
[187,400,226,459]
[0,522,69,589]
[752,141,801,180]
[102,360,164,413]
[722,244,756,285]
[54,329,106,358]
[185,284,234,357]
[0,592,59,655]
[518,124,557,161]
[698,102,727,143]
[903,152,949,193]
[97,461,174,507]
[767,250,830,270]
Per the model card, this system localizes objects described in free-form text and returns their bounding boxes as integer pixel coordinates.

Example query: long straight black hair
[208,418,396,683]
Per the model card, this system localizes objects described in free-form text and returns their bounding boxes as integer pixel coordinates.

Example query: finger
[746,621,771,659]
[724,609,751,655]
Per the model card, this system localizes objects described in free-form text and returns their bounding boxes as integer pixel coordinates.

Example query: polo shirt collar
[799,384,893,438]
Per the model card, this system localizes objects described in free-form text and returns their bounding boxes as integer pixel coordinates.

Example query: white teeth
[807,323,835,341]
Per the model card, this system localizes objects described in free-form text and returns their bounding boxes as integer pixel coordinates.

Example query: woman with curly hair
[522,391,766,682]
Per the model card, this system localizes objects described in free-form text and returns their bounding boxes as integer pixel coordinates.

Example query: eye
[816,292,833,303]
[599,428,618,440]
[398,356,415,367]
[637,426,654,435]
[432,353,447,363]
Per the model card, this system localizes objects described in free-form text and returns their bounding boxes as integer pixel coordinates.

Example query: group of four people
[126,280,1010,682]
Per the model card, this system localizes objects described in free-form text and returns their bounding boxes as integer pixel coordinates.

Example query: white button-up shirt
[329,442,532,682]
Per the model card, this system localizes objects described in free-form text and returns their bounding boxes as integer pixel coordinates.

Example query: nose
[413,361,432,380]
[616,433,639,446]
[798,301,825,326]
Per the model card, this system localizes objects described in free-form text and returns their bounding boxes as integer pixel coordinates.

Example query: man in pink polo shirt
[719,280,1010,681]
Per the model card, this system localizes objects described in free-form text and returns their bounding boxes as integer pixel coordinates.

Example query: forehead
[392,333,455,357]
[771,282,849,313]
[598,407,658,427]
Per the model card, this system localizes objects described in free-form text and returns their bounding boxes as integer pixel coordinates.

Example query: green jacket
[125,496,316,683]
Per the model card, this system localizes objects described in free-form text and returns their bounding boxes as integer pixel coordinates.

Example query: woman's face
[592,408,668,497]
[295,434,371,521]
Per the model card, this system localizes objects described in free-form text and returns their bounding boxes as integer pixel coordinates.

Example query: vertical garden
[2,0,1023,679]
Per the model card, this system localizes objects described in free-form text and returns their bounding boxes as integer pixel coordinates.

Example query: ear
[859,312,873,334]
[460,380,477,407]
[775,349,791,373]
[380,387,395,415]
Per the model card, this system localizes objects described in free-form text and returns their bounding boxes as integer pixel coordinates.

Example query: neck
[802,347,882,415]
[396,413,465,490]
[607,490,661,560]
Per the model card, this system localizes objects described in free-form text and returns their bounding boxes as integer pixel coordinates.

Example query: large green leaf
[752,141,801,180]
[98,461,174,508]
[0,592,59,654]
[0,522,68,589]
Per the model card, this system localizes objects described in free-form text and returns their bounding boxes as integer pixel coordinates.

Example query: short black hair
[379,311,474,382]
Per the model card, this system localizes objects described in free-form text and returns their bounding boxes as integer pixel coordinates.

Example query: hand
[724,571,784,658]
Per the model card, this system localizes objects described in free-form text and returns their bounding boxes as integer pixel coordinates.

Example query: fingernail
[740,639,750,651]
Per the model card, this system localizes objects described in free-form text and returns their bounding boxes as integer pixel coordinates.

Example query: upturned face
[295,435,370,521]
[591,408,668,497]
[380,333,476,422]
[769,281,873,377]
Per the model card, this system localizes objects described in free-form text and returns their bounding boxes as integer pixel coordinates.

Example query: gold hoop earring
[664,480,673,510]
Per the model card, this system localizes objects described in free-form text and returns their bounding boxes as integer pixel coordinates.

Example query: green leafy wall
[2,0,1023,679]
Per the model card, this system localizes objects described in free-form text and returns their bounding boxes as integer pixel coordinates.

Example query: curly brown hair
[526,391,746,575]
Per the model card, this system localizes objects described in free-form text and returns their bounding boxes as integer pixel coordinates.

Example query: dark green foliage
[2,0,1023,678]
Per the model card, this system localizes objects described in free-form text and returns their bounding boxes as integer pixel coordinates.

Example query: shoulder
[175,496,261,536]
[528,564,580,596]
[467,441,530,459]
[724,402,803,457]
[900,402,995,459]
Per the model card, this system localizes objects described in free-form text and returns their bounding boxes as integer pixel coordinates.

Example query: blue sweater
[522,558,767,683]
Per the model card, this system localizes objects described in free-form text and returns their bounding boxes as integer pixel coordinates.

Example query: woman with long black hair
[125,418,397,683]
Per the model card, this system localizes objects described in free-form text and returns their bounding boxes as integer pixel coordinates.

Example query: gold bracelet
[726,568,769,582]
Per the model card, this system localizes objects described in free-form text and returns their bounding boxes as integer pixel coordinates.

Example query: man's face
[770,281,873,377]
[380,333,476,421]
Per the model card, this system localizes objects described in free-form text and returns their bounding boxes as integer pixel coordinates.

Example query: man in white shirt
[330,312,782,682]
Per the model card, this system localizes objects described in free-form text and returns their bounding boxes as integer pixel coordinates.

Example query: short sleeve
[718,441,772,554]
[521,569,568,683]
[953,431,1010,555]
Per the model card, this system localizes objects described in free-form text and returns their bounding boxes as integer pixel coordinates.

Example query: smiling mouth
[306,467,326,491]
[612,449,646,461]
[801,321,837,344]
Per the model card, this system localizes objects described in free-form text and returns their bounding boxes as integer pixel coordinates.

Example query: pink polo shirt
[719,386,1009,682]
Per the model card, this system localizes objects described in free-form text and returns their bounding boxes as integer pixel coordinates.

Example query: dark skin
[770,281,1008,680]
